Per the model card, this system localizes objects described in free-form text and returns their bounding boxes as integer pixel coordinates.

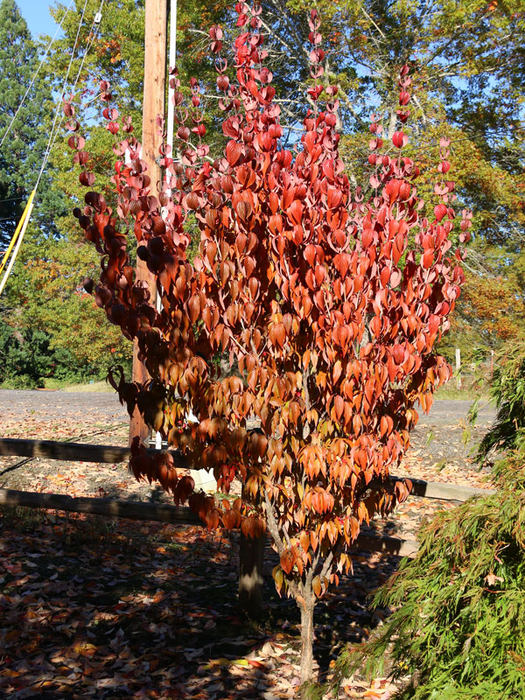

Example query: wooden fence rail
[0,438,187,467]
[0,438,492,502]
[0,487,419,557]
[0,438,495,558]
[0,487,201,525]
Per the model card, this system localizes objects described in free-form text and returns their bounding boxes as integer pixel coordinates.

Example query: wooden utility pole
[128,1,264,616]
[129,0,168,446]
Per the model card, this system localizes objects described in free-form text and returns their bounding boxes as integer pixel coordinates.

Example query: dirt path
[400,398,495,485]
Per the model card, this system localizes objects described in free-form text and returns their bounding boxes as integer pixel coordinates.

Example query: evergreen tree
[0,0,55,248]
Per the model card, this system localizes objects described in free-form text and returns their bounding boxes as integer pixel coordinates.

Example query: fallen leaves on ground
[0,392,496,698]
[0,512,398,699]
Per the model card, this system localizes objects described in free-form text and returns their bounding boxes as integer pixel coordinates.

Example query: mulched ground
[0,390,496,698]
[0,514,400,699]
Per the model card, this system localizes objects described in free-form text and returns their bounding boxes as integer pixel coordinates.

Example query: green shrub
[326,454,525,699]
[0,320,53,388]
[0,374,39,390]
[0,319,131,388]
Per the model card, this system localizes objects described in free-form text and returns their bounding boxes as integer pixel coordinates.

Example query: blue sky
[17,0,60,39]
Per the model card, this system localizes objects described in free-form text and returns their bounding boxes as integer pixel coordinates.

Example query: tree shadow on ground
[0,506,400,698]
[101,480,169,503]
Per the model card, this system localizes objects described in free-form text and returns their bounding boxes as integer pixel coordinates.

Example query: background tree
[262,0,525,362]
[0,0,136,385]
[0,0,60,248]
[0,0,78,387]
[1,0,232,386]
[3,0,522,385]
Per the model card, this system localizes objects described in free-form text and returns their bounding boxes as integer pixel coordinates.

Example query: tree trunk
[238,530,264,617]
[238,483,265,617]
[299,595,315,688]
[129,0,167,447]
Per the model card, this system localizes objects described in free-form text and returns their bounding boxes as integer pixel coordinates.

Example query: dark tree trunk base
[238,532,265,617]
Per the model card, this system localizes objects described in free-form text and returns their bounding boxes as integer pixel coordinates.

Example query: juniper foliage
[475,338,525,463]
[325,454,525,699]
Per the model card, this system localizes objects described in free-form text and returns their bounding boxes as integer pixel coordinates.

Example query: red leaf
[434,203,448,221]
[362,228,374,248]
[271,323,286,348]
[393,344,405,364]
[392,131,407,148]
[287,200,303,226]
[399,90,410,105]
[226,140,243,166]
[334,395,344,420]
[79,171,95,187]
[385,179,401,202]
[304,244,316,266]
[188,295,201,323]
[422,249,434,268]
[280,549,296,575]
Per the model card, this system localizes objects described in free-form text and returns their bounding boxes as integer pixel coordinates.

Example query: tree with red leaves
[67,2,469,684]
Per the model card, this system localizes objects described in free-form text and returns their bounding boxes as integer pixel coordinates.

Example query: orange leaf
[280,549,296,575]
[287,200,303,226]
[334,395,344,420]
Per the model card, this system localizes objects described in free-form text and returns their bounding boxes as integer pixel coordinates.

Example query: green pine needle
[325,451,525,699]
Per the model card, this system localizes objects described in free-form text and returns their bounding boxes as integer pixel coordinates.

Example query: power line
[34,0,91,193]
[70,0,105,99]
[0,0,76,150]
[33,0,105,195]
[0,1,105,296]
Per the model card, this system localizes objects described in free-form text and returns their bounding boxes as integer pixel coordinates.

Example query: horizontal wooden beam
[0,487,416,557]
[0,438,494,502]
[0,487,201,525]
[0,438,188,468]
[389,475,493,502]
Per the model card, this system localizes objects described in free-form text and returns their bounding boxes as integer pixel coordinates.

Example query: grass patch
[434,384,490,401]
[61,380,113,393]
[38,378,113,392]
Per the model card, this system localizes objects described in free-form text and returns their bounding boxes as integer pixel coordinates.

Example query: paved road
[0,388,128,424]
[0,390,495,428]
[417,399,495,428]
